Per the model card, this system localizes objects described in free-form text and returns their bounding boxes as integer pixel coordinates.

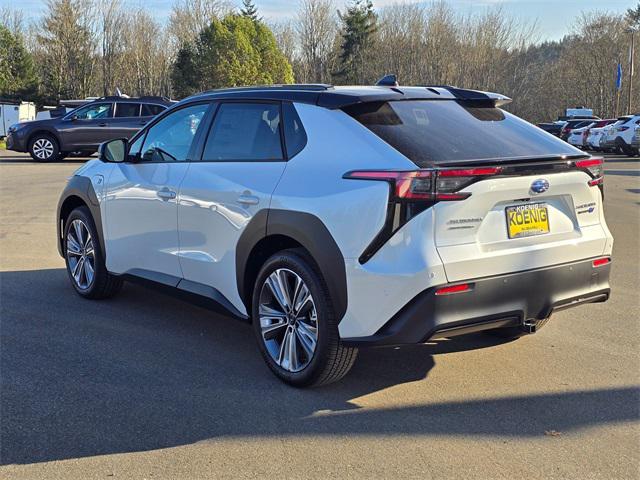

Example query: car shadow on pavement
[1,268,639,465]
[0,158,89,165]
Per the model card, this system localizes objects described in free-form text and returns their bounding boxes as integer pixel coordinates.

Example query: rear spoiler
[428,85,512,107]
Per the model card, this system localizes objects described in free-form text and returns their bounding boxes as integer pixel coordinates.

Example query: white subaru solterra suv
[57,82,613,386]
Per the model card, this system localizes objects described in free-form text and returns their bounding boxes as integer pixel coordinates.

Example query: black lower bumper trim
[342,257,611,347]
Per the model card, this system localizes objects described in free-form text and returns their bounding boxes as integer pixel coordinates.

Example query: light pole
[628,28,636,114]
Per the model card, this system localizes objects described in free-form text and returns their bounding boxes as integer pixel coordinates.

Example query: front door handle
[157,188,177,200]
[237,194,259,206]
[98,122,108,127]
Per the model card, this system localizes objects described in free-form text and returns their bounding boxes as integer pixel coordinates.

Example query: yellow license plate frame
[506,203,550,239]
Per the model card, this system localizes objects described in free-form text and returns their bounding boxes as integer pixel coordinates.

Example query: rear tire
[252,249,358,387]
[64,206,123,299]
[28,134,60,162]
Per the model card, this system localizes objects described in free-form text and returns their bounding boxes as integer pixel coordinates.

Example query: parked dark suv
[6,96,173,161]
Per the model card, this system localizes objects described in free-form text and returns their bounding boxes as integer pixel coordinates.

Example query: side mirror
[99,138,127,163]
[70,115,78,121]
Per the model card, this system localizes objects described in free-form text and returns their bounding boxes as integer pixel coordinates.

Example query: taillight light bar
[344,167,501,202]
[435,283,473,296]
[575,157,604,187]
[592,257,611,268]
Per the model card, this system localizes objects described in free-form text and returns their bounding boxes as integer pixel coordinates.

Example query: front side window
[202,103,283,161]
[345,100,580,166]
[139,103,209,162]
[71,102,113,120]
[115,103,141,118]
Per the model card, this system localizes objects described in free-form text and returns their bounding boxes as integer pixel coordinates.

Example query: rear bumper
[342,257,611,347]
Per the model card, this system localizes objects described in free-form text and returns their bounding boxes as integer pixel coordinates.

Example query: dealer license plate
[506,203,550,239]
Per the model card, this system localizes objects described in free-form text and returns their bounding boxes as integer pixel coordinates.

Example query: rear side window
[202,103,283,161]
[142,104,166,116]
[115,103,141,118]
[283,102,307,158]
[345,100,579,166]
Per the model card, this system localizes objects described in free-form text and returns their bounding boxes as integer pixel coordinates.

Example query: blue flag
[616,62,623,90]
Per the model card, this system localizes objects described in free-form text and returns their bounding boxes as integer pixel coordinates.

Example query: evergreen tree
[333,0,377,85]
[0,25,38,99]
[627,2,640,28]
[240,0,259,22]
[171,42,199,98]
[170,13,293,97]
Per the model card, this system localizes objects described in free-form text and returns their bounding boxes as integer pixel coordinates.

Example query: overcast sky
[3,0,635,41]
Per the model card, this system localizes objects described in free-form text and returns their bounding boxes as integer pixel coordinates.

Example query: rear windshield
[344,100,579,166]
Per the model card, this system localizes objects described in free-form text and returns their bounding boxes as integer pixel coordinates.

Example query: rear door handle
[139,120,147,125]
[237,194,259,206]
[98,122,108,127]
[157,188,176,200]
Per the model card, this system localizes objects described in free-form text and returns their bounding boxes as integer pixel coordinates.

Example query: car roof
[183,84,512,109]
[95,95,174,105]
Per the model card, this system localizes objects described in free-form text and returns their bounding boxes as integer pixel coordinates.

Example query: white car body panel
[177,161,287,315]
[269,103,413,260]
[338,209,447,338]
[104,162,190,279]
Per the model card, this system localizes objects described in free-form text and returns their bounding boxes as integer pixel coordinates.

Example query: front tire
[252,249,358,387]
[64,206,123,299]
[29,134,60,162]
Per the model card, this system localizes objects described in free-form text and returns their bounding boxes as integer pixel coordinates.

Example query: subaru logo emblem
[530,179,550,194]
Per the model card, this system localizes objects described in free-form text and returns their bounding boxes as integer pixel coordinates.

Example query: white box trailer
[0,101,36,138]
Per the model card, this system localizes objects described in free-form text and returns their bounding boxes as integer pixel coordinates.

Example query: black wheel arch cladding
[236,209,348,323]
[57,176,105,259]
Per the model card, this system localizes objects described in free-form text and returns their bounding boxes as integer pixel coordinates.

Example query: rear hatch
[433,165,607,282]
[344,98,610,281]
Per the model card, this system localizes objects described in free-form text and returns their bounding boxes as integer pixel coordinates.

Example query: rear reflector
[435,283,472,296]
[592,257,611,268]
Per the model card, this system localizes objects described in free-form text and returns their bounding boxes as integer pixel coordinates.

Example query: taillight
[344,167,501,263]
[344,167,501,202]
[618,126,629,132]
[575,157,604,187]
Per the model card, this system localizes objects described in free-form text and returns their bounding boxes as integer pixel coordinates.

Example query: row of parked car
[538,114,640,157]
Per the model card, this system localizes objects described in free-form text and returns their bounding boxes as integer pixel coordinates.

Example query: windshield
[344,100,581,166]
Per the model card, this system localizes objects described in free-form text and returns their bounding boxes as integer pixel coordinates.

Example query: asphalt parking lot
[0,149,638,479]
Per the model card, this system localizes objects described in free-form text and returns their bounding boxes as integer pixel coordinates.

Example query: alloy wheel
[66,219,96,290]
[32,138,54,160]
[259,268,318,373]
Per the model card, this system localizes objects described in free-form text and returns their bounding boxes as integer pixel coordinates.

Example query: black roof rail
[203,84,333,95]
[95,95,173,103]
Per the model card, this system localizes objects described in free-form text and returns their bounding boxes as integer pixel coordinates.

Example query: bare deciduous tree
[99,0,125,96]
[296,0,337,83]
[168,0,233,47]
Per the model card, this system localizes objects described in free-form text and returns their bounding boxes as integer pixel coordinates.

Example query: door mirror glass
[99,138,127,163]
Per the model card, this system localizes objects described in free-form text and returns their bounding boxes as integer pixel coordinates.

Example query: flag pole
[615,59,622,117]
[628,30,635,115]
